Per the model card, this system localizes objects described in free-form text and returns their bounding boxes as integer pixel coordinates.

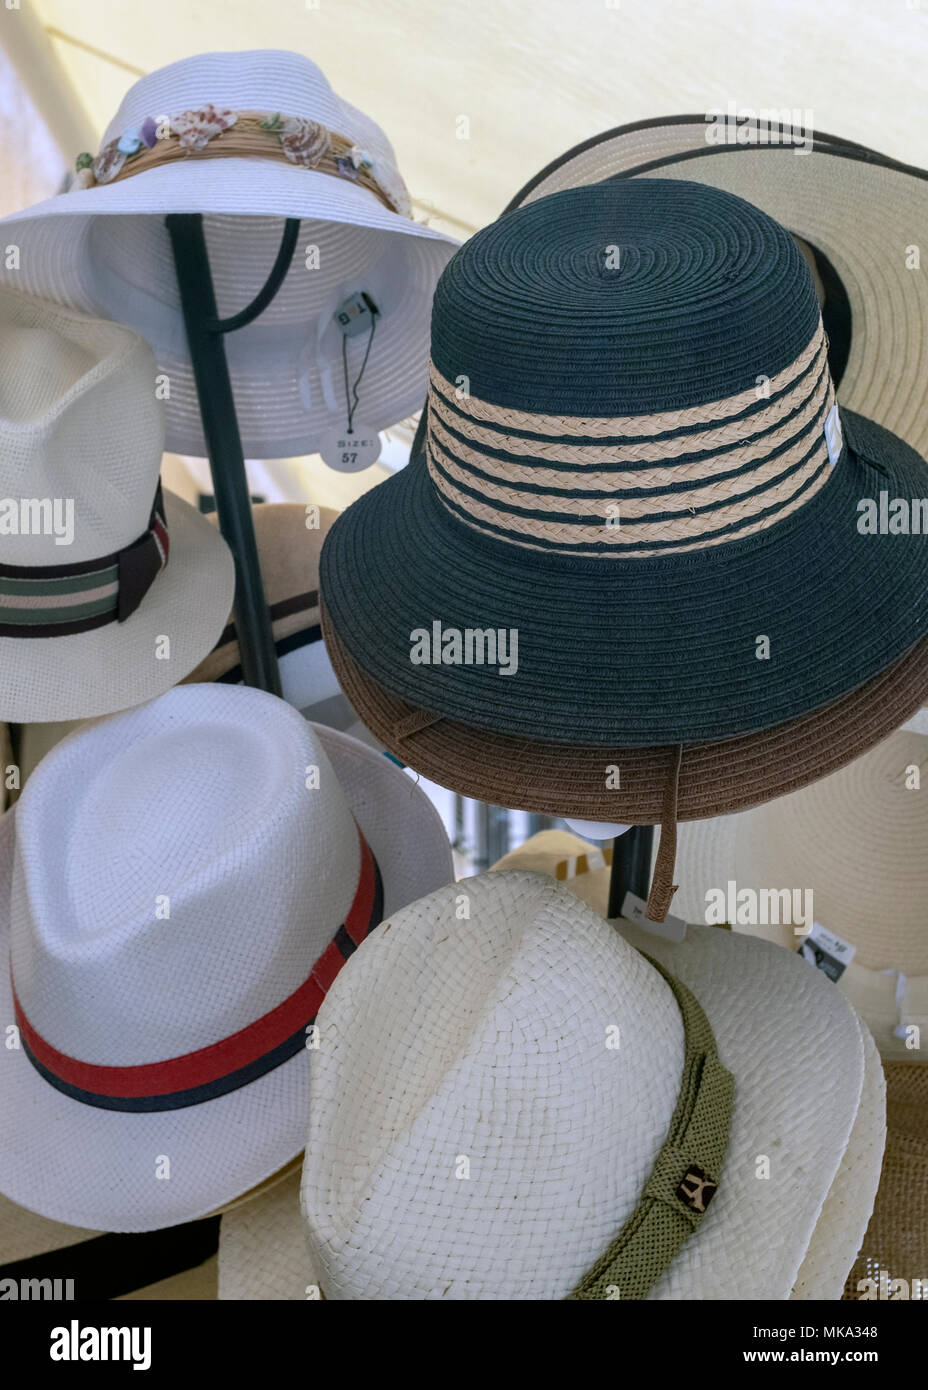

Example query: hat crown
[10,685,361,1067]
[104,50,399,177]
[301,872,686,1300]
[425,179,838,558]
[0,289,163,564]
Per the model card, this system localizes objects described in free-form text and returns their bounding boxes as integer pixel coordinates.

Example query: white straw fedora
[220,868,883,1300]
[0,288,234,723]
[497,826,928,1304]
[671,729,928,1062]
[0,50,458,460]
[0,682,454,1232]
[509,120,928,460]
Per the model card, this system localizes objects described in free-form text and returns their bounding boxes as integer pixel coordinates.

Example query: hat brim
[669,738,928,1061]
[0,162,458,460]
[0,723,454,1232]
[321,604,928,822]
[320,411,928,745]
[0,491,235,724]
[508,128,928,459]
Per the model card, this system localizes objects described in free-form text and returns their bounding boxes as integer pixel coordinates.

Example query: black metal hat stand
[165,212,304,697]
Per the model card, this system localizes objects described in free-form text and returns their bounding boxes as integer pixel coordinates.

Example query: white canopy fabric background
[4,0,926,240]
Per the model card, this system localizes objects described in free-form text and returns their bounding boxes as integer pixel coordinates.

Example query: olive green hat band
[568,957,734,1300]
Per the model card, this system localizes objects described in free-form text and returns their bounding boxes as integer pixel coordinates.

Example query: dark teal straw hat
[320,179,928,746]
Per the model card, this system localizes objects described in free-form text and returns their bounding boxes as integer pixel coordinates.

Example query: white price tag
[796,920,856,982]
[620,891,688,943]
[318,426,382,473]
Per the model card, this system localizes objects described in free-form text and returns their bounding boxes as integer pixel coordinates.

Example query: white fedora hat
[0,682,454,1232]
[670,729,928,1062]
[0,287,233,723]
[510,120,928,461]
[220,869,883,1300]
[1,502,383,794]
[0,50,458,460]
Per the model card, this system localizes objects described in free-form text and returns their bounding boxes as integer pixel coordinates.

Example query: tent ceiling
[26,0,928,239]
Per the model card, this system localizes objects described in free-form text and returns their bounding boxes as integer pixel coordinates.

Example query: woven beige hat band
[80,109,405,215]
[429,448,831,556]
[426,320,837,555]
[429,402,831,527]
[428,321,826,439]
[428,351,831,488]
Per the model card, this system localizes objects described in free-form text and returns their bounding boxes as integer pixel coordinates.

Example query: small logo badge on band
[676,1165,718,1213]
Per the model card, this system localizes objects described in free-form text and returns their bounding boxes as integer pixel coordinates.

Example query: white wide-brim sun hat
[1,490,234,723]
[218,870,884,1300]
[509,119,928,461]
[0,690,455,1233]
[0,51,459,459]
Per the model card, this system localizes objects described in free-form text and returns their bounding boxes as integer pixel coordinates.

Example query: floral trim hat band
[74,105,409,216]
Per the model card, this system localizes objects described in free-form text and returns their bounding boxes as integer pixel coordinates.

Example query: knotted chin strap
[566,956,734,1300]
[0,484,169,639]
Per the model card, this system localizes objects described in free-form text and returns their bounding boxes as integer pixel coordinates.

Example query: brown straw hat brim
[322,600,928,824]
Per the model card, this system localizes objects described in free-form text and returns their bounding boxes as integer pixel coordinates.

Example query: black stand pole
[166,215,301,695]
[606,825,654,919]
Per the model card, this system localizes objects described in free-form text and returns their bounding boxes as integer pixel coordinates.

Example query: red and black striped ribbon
[12,823,383,1112]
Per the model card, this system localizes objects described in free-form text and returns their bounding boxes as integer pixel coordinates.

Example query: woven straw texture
[843,1062,928,1301]
[0,288,234,722]
[218,1170,316,1301]
[0,684,453,1231]
[511,122,928,461]
[319,182,928,746]
[672,730,928,1059]
[215,859,883,1301]
[322,607,928,831]
[494,831,895,1301]
[492,835,886,1301]
[0,51,457,459]
[288,872,877,1299]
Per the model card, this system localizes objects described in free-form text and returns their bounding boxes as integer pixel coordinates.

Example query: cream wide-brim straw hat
[670,729,928,1062]
[0,51,459,459]
[217,870,884,1300]
[508,119,928,461]
[0,700,454,1233]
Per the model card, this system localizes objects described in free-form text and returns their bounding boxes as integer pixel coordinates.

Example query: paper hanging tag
[796,920,856,982]
[620,891,688,943]
[334,292,378,337]
[318,425,382,473]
